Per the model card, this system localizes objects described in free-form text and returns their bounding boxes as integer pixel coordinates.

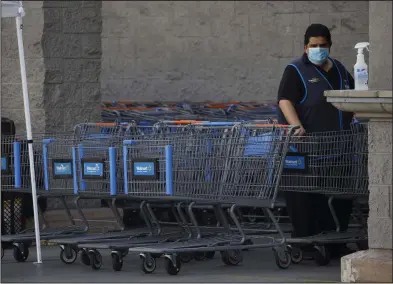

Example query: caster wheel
[80,250,91,266]
[194,252,206,261]
[179,253,193,263]
[206,251,215,259]
[165,256,181,275]
[89,250,103,270]
[314,246,330,266]
[289,247,303,264]
[220,250,243,266]
[112,253,123,271]
[140,254,156,274]
[60,246,78,264]
[13,245,29,262]
[273,247,291,269]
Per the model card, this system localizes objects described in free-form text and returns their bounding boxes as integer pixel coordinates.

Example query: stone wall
[42,1,102,132]
[1,1,102,135]
[101,1,369,102]
[368,120,392,249]
[1,1,46,134]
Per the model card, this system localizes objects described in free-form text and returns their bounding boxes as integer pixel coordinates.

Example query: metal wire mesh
[279,125,369,195]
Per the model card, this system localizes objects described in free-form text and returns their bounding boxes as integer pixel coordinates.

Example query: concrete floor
[1,246,340,283]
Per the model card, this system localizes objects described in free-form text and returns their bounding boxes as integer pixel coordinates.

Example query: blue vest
[284,57,352,133]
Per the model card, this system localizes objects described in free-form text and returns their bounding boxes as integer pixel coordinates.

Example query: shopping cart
[0,133,93,262]
[71,122,296,274]
[276,123,369,267]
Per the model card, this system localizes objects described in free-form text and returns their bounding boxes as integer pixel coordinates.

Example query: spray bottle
[354,42,370,90]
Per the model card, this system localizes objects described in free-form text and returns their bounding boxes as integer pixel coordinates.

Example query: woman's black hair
[304,23,332,46]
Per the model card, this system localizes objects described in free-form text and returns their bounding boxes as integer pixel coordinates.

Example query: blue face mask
[308,47,329,65]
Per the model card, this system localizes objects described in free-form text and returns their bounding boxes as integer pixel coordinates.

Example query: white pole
[15,8,42,264]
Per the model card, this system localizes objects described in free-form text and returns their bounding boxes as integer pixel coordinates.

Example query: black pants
[284,191,353,238]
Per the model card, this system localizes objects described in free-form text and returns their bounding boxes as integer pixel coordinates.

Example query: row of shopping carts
[100,101,278,124]
[1,117,369,274]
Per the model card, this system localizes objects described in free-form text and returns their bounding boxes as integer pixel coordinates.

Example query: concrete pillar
[325,89,392,283]
[325,3,392,281]
[368,1,392,90]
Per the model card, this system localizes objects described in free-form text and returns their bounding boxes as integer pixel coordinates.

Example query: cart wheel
[179,253,193,263]
[140,254,156,274]
[111,253,123,272]
[165,255,181,275]
[273,247,291,269]
[60,247,78,264]
[89,250,103,270]
[80,250,91,266]
[314,246,330,266]
[220,250,243,266]
[194,252,206,261]
[13,245,29,262]
[289,247,303,264]
[206,251,215,259]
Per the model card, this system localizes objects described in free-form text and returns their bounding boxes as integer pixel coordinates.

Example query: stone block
[1,33,18,58]
[275,13,311,36]
[368,121,392,153]
[171,10,212,37]
[63,34,82,58]
[248,1,294,16]
[368,217,393,249]
[45,107,65,133]
[210,13,249,38]
[44,83,83,109]
[24,31,45,59]
[250,31,294,58]
[43,8,63,33]
[42,32,65,58]
[309,13,342,35]
[42,1,68,8]
[332,1,369,12]
[369,185,392,218]
[63,105,101,130]
[82,83,101,106]
[64,59,83,82]
[329,33,369,60]
[82,34,102,58]
[249,13,276,37]
[81,59,101,83]
[129,1,174,18]
[82,8,102,33]
[121,79,151,100]
[341,249,393,283]
[63,8,83,33]
[1,83,44,109]
[1,58,20,83]
[294,1,337,13]
[26,58,46,84]
[101,16,132,38]
[340,11,369,34]
[100,79,125,100]
[368,153,392,186]
[101,55,125,80]
[44,58,64,84]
